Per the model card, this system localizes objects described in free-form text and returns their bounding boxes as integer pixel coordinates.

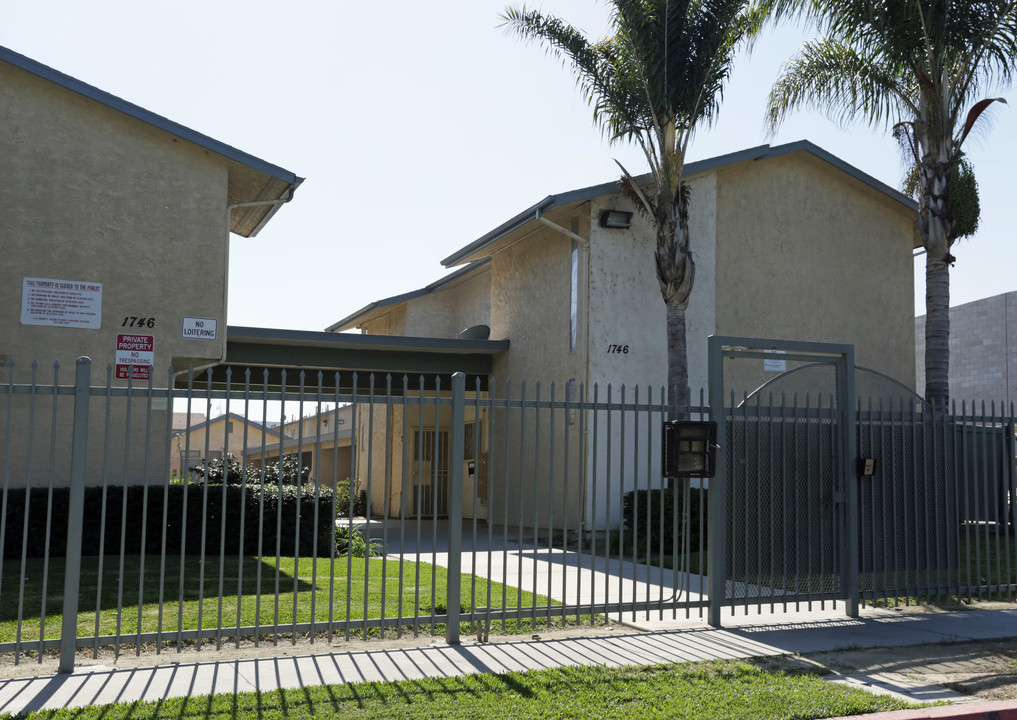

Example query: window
[570,237,579,353]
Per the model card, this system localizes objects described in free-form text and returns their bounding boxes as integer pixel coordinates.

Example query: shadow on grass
[0,554,312,623]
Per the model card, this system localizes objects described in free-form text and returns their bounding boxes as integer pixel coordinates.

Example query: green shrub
[2,482,337,559]
[618,487,707,556]
[335,525,382,557]
[254,454,308,486]
[189,453,247,484]
[335,477,367,517]
[192,453,309,486]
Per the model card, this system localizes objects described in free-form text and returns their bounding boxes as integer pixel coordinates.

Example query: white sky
[4,1,1016,333]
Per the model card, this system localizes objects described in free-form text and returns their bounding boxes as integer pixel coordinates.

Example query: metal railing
[1,358,1015,672]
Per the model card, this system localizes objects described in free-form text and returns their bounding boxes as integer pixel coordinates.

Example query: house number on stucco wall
[121,316,156,328]
[606,344,630,354]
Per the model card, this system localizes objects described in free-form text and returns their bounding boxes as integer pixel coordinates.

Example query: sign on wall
[115,334,154,380]
[21,277,103,329]
[182,317,217,340]
[763,349,787,373]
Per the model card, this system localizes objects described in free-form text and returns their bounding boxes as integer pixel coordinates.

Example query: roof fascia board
[441,141,916,268]
[230,325,509,354]
[1,45,302,185]
[441,145,774,268]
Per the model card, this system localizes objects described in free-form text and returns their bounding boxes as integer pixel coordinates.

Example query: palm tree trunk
[655,188,695,410]
[665,295,691,408]
[924,253,950,408]
[917,137,953,409]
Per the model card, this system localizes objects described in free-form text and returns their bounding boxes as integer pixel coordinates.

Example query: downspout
[535,207,594,537]
[535,209,588,246]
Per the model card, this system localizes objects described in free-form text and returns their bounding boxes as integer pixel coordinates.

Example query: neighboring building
[330,141,921,527]
[246,406,355,486]
[0,45,301,487]
[916,290,1017,408]
[171,412,283,479]
[172,412,207,431]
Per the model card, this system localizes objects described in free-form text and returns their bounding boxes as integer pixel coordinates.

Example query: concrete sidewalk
[1,606,1016,717]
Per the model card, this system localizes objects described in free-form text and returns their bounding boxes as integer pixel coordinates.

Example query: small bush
[335,477,367,517]
[617,487,707,556]
[335,525,382,557]
[191,453,309,486]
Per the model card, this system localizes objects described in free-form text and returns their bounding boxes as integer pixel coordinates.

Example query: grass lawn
[2,659,917,720]
[0,553,559,645]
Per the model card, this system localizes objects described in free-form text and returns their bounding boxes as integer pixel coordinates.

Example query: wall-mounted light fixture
[599,209,633,229]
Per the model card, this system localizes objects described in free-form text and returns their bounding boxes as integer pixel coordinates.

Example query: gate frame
[707,336,858,626]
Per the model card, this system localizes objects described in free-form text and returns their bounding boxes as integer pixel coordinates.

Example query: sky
[4,1,1016,334]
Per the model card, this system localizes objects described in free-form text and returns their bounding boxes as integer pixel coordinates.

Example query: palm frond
[766,38,916,133]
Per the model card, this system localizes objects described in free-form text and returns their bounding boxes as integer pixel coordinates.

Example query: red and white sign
[115,334,154,380]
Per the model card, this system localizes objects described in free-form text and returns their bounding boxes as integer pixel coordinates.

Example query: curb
[830,699,1017,719]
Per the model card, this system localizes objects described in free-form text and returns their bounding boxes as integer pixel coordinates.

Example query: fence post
[838,351,859,618]
[707,337,727,627]
[59,357,91,673]
[445,372,465,644]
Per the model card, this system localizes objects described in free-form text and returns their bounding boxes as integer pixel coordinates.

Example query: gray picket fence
[1,358,1015,672]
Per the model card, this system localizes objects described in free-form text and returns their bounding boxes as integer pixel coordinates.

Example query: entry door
[411,429,449,516]
[463,421,488,520]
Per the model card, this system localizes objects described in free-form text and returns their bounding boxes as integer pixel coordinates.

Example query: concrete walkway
[1,606,1016,716]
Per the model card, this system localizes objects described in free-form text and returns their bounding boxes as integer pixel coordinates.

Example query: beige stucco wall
[484,210,590,529]
[355,267,492,339]
[0,61,238,487]
[581,176,718,529]
[403,269,491,338]
[1,62,230,374]
[713,152,917,400]
[586,175,718,395]
[489,212,588,386]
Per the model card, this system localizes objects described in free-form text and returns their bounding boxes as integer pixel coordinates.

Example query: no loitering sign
[182,317,217,340]
[115,334,154,380]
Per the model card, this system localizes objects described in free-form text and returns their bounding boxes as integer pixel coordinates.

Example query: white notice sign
[763,349,787,373]
[21,277,102,328]
[182,317,217,340]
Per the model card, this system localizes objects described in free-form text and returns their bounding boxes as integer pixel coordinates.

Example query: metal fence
[1,357,1015,672]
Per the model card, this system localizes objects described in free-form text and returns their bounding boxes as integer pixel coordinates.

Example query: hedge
[2,482,347,560]
[621,487,707,555]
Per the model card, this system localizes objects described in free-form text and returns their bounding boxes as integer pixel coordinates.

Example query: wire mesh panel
[857,399,958,604]
[725,394,842,611]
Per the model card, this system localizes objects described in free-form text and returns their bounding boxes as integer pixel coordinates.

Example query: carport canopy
[174,326,508,392]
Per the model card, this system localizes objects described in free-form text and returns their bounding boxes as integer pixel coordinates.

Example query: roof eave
[0,46,302,184]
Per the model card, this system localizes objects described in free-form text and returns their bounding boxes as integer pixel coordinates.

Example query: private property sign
[115,334,154,380]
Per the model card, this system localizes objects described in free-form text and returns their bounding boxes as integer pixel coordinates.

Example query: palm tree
[502,0,759,406]
[761,0,1017,408]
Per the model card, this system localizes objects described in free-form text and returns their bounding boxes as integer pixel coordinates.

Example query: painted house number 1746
[607,344,630,354]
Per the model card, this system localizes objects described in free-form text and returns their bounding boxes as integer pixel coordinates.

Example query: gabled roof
[441,140,919,267]
[1,45,303,237]
[325,259,491,333]
[172,411,283,439]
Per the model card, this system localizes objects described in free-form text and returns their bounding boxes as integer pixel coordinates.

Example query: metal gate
[707,337,859,624]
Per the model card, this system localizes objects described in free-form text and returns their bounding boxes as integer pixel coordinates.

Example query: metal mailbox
[662,420,718,478]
